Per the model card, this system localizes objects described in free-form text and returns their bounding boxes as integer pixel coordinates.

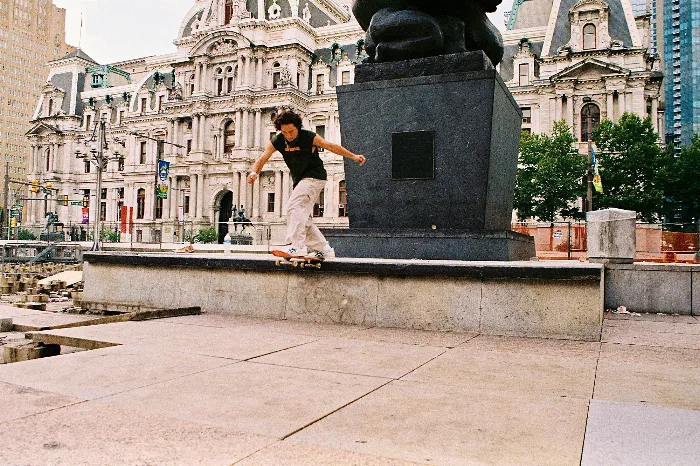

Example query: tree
[591,113,667,222]
[662,135,700,227]
[514,121,586,222]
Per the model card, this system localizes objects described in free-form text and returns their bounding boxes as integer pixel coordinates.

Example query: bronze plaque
[391,131,435,180]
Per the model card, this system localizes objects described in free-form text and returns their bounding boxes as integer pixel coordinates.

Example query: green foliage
[193,226,217,244]
[514,121,587,222]
[17,229,36,241]
[662,135,700,226]
[101,229,120,243]
[592,113,667,222]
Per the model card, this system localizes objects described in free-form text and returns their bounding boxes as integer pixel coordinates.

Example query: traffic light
[31,180,38,193]
[46,182,52,190]
[82,196,89,208]
[63,195,69,207]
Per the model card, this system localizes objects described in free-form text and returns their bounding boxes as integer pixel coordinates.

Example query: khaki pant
[286,178,329,252]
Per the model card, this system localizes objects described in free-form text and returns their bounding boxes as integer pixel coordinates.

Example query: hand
[355,154,366,166]
[247,172,257,184]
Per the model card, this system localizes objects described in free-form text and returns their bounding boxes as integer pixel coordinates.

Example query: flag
[593,173,603,193]
[157,160,170,199]
[590,145,602,193]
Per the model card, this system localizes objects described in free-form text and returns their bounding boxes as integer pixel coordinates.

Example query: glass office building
[663,0,700,148]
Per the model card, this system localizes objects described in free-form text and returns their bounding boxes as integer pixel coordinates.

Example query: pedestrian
[247,110,366,259]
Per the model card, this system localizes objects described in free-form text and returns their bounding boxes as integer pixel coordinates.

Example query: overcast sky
[54,0,515,64]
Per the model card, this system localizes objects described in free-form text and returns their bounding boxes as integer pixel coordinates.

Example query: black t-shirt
[271,129,327,188]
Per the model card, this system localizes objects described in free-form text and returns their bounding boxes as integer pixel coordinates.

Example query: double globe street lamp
[74,117,125,251]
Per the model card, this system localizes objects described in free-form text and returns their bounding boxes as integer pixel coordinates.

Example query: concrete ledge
[82,253,604,341]
[605,263,700,315]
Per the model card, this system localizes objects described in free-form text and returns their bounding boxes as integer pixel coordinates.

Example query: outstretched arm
[247,140,276,184]
[313,135,366,166]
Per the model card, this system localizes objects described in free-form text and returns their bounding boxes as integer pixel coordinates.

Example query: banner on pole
[128,207,134,234]
[157,160,170,199]
[120,205,128,233]
[81,208,89,224]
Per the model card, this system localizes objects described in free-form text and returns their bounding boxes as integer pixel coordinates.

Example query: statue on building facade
[351,0,505,65]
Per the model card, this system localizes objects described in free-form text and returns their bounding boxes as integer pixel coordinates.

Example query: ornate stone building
[26,0,667,241]
[501,0,664,150]
[26,0,364,243]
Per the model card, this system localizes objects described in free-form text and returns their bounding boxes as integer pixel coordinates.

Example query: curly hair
[274,111,303,130]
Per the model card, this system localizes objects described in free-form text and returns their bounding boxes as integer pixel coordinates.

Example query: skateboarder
[247,111,366,259]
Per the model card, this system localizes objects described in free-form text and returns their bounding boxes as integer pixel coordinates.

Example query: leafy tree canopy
[662,134,700,226]
[514,121,587,222]
[591,112,667,222]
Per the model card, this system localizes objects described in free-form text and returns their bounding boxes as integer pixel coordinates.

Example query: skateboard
[271,249,323,269]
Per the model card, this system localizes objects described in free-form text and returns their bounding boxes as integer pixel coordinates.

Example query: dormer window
[519,63,529,86]
[583,24,596,50]
[91,73,104,88]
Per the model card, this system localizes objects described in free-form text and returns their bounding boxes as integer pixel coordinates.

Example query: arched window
[137,188,146,219]
[45,148,50,172]
[226,66,234,93]
[216,67,224,96]
[224,120,236,154]
[48,99,53,116]
[581,103,600,141]
[225,0,234,24]
[583,24,596,50]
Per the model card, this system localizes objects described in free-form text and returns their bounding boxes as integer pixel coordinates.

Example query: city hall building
[25,0,364,243]
[25,0,663,241]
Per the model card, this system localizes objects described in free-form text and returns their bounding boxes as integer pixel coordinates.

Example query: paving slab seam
[279,377,396,441]
[84,359,243,404]
[241,339,322,362]
[244,360,395,381]
[580,341,604,465]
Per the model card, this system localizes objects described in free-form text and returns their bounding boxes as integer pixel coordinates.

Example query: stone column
[256,58,264,88]
[192,114,200,151]
[606,92,614,121]
[194,63,201,93]
[199,114,207,152]
[190,175,197,219]
[254,110,262,148]
[323,179,332,217]
[196,173,204,219]
[241,108,250,148]
[651,97,659,133]
[239,175,248,213]
[246,55,254,87]
[237,57,244,87]
[201,61,209,94]
[235,110,242,147]
[567,94,574,129]
[231,171,240,208]
[252,176,260,218]
[274,170,282,217]
[257,0,264,19]
[619,92,627,117]
[554,96,562,122]
[168,176,176,219]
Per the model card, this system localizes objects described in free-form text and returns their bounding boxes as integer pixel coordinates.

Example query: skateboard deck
[271,249,323,269]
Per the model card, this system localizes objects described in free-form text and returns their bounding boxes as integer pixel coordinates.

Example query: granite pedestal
[325,52,535,261]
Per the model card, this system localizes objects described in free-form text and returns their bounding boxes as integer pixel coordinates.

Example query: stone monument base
[322,229,536,261]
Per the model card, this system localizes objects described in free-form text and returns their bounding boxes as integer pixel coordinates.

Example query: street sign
[70,201,82,206]
[12,204,22,209]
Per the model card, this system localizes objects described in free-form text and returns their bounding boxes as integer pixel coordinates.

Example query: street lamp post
[74,117,125,251]
[583,96,594,212]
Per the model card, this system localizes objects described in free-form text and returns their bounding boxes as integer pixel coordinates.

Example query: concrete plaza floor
[0,306,698,465]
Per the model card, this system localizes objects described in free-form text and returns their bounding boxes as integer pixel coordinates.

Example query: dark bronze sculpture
[352,0,504,65]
